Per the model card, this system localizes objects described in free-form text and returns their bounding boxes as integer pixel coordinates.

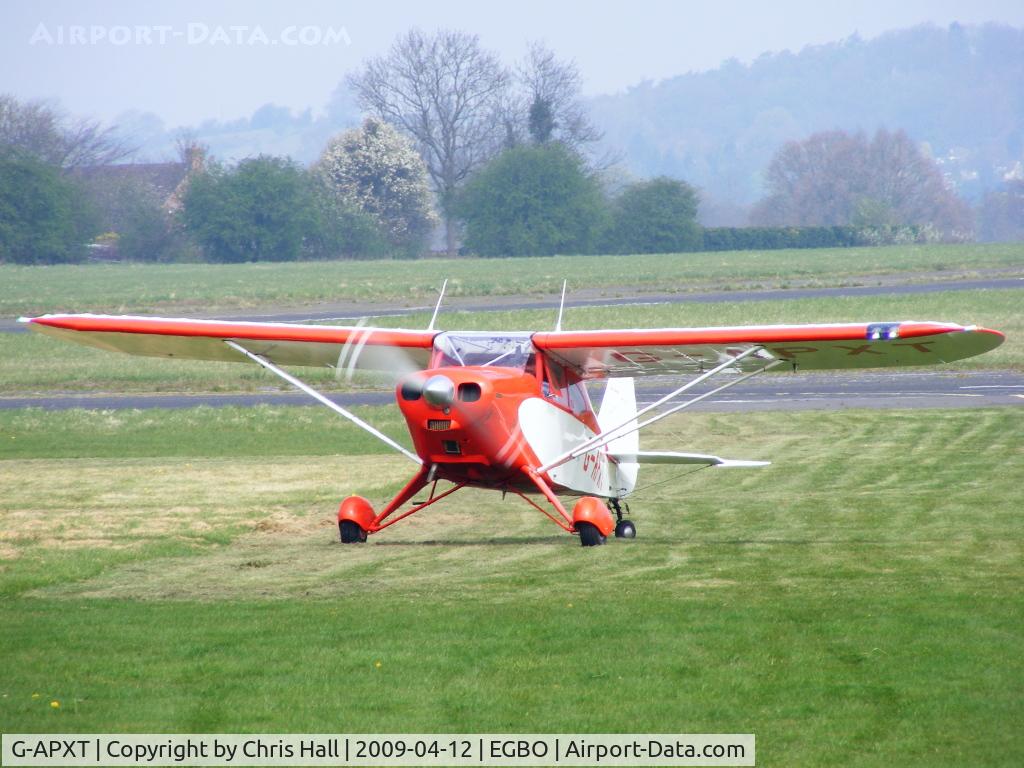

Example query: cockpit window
[542,358,590,416]
[433,332,535,370]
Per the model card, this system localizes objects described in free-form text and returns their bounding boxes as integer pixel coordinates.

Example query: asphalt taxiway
[4,370,1020,413]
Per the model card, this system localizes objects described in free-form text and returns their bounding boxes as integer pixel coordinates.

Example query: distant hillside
[118,85,362,166]
[118,23,1023,226]
[589,23,1024,220]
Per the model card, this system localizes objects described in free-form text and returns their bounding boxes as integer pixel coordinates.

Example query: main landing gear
[576,522,605,547]
[610,498,636,539]
[570,498,637,548]
[339,519,367,544]
[336,465,638,548]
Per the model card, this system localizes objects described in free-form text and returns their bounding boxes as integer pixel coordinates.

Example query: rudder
[598,377,639,496]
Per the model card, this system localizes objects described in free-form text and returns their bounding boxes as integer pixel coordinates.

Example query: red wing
[22,314,436,371]
[22,315,1006,377]
[532,321,1004,377]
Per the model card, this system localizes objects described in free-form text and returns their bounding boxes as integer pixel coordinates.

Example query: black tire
[615,519,637,539]
[339,520,367,544]
[577,522,605,547]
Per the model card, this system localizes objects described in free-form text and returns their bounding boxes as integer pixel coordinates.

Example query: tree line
[2,28,1021,265]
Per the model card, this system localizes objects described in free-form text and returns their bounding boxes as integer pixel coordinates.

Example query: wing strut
[538,346,765,473]
[224,340,422,465]
[585,359,784,455]
[537,347,777,475]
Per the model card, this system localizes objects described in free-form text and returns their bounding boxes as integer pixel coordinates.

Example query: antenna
[427,279,448,331]
[554,280,568,332]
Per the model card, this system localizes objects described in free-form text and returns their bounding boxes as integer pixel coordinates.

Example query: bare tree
[517,43,601,148]
[979,179,1024,242]
[866,129,970,233]
[752,128,970,236]
[348,30,509,256]
[58,116,134,168]
[753,130,868,226]
[0,94,133,169]
[174,131,208,170]
[0,95,63,162]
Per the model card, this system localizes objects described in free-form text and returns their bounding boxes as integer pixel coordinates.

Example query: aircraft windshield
[433,332,535,369]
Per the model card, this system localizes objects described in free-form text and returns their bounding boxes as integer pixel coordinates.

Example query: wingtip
[969,326,1006,353]
[978,327,1006,341]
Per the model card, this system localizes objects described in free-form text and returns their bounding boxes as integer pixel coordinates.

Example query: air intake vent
[427,419,452,431]
[458,382,481,402]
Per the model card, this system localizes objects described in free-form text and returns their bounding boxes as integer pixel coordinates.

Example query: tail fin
[598,377,639,496]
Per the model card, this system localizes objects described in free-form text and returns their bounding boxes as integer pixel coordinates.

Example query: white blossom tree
[315,118,436,256]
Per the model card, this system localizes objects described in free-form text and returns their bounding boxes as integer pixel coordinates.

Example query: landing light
[866,323,900,341]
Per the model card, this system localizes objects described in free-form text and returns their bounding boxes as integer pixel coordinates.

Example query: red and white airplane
[21,290,1003,546]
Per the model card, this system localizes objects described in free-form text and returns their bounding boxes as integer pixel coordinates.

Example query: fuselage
[395,349,619,497]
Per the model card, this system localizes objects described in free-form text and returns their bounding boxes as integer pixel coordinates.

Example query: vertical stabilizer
[598,378,639,496]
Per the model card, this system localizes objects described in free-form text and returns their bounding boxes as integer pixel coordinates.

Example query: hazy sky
[3,0,1023,127]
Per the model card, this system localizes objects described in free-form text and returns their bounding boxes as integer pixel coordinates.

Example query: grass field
[2,246,1021,766]
[3,242,1023,317]
[4,288,1020,395]
[1,406,1022,766]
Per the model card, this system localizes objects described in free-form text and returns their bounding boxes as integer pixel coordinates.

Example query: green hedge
[699,225,942,251]
[701,226,866,251]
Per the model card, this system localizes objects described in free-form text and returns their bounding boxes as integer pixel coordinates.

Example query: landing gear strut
[610,498,636,539]
[337,468,469,544]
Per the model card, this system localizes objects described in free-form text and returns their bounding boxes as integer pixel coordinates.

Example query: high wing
[21,315,1004,377]
[533,321,1004,377]
[20,314,435,372]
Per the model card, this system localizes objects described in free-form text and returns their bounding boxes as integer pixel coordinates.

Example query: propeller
[422,374,456,408]
[330,317,428,387]
[332,280,451,387]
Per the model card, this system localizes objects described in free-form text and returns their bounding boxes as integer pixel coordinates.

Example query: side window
[567,382,590,416]
[542,360,569,408]
[544,361,590,415]
[524,353,537,377]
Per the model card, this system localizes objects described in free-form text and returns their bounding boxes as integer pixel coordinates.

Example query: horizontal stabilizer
[609,451,769,468]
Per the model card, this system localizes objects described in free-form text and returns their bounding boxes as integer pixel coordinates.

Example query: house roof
[70,161,190,200]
